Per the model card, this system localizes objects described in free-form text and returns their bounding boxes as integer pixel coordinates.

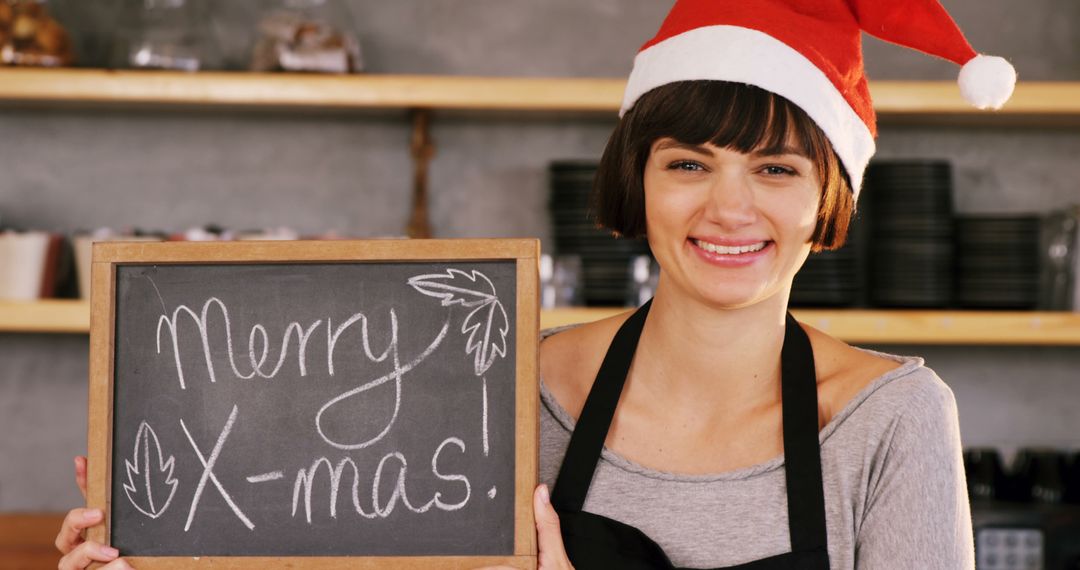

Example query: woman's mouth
[689,238,774,266]
[692,238,769,254]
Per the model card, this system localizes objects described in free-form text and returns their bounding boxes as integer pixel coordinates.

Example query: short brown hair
[590,81,854,252]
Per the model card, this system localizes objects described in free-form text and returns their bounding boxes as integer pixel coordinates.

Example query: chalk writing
[315,311,450,451]
[290,436,470,523]
[156,299,434,390]
[180,405,254,531]
[247,471,284,483]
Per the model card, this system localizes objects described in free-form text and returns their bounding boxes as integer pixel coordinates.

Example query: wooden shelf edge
[0,69,1078,120]
[791,309,1080,345]
[541,307,1080,345]
[0,300,90,333]
[3,301,1080,344]
[0,68,626,112]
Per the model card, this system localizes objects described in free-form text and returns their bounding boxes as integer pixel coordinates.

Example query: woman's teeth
[693,239,768,254]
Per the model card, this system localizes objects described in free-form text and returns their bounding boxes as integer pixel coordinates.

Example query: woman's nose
[703,173,756,228]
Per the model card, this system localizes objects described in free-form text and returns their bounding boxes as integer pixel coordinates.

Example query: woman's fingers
[99,558,135,570]
[55,508,103,555]
[533,484,573,569]
[75,455,88,501]
[57,540,119,570]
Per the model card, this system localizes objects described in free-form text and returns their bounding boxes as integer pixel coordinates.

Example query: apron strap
[551,299,652,512]
[780,312,829,553]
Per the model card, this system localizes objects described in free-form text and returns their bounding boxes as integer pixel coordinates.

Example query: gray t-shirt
[538,326,975,569]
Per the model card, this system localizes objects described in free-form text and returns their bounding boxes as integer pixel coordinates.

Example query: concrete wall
[1,0,1078,511]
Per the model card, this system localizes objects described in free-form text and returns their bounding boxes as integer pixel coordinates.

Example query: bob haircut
[591,80,855,252]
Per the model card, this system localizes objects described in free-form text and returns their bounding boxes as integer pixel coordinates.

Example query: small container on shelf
[1038,205,1080,311]
[0,0,74,67]
[111,0,219,71]
[540,253,583,309]
[625,254,658,307]
[0,229,78,301]
[250,0,362,73]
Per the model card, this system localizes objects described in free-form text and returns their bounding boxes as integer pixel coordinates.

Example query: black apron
[550,299,831,570]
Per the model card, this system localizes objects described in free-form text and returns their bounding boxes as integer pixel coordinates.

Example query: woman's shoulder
[539,311,632,420]
[799,323,950,429]
[804,330,957,449]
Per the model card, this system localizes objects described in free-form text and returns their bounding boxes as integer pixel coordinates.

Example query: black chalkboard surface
[87,239,539,569]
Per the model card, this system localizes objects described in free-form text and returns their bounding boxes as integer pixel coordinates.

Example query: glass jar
[250,0,362,73]
[112,0,219,71]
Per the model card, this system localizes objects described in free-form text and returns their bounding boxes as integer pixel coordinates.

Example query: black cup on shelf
[964,447,1007,502]
[1008,448,1070,504]
[1062,451,1080,505]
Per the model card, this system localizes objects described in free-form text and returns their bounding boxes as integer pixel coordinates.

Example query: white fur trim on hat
[621,25,876,199]
[958,54,1017,110]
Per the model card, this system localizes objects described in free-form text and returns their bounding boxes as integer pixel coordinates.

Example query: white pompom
[958,54,1017,110]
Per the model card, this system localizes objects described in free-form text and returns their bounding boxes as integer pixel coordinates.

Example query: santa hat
[621,0,1017,199]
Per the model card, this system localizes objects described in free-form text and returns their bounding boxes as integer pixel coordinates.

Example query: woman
[57,0,1016,568]
[527,81,965,569]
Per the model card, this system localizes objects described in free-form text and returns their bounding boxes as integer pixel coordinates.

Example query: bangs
[632,81,823,161]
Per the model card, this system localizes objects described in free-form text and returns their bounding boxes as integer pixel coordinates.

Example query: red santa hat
[621,0,1017,199]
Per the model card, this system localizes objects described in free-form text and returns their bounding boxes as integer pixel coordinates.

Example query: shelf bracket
[406,108,435,238]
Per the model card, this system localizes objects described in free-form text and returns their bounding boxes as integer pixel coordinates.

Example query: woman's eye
[762,165,797,176]
[667,160,705,172]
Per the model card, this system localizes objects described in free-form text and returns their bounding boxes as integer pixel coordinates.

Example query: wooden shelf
[3,300,1080,344]
[0,68,623,113]
[0,68,1078,123]
[0,300,90,333]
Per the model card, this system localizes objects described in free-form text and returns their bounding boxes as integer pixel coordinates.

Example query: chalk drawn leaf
[408,268,509,376]
[407,269,496,308]
[462,295,508,376]
[123,421,179,519]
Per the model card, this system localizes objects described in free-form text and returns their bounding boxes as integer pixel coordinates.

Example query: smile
[692,238,769,255]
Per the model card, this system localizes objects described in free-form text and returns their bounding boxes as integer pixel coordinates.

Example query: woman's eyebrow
[750,145,809,158]
[654,140,714,157]
[655,140,809,159]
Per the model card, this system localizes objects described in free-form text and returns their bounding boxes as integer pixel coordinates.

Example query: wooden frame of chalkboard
[86,238,539,569]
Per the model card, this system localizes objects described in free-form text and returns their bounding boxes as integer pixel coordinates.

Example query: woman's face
[643,136,821,309]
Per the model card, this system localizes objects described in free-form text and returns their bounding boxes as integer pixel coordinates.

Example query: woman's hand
[532,484,574,570]
[477,484,574,570]
[56,456,133,570]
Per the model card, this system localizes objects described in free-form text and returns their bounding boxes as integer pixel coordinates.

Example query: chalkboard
[87,239,539,569]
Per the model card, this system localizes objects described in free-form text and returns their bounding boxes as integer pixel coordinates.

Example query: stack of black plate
[865,160,955,307]
[791,192,871,307]
[956,215,1040,309]
[549,161,651,306]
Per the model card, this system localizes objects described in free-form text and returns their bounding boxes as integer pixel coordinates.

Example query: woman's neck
[629,278,791,421]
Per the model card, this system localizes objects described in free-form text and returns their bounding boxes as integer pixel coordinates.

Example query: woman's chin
[693,286,771,310]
